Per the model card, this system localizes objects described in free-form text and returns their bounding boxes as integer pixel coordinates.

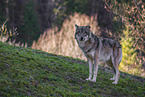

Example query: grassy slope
[0,41,144,97]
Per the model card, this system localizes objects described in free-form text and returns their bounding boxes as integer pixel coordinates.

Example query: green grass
[0,41,145,96]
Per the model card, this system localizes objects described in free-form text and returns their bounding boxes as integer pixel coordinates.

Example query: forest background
[0,0,145,77]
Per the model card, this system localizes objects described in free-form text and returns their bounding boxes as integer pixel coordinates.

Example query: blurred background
[0,0,145,76]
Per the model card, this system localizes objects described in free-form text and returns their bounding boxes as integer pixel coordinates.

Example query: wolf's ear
[86,26,91,29]
[75,24,79,29]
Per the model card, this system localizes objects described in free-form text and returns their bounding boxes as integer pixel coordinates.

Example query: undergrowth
[0,41,144,96]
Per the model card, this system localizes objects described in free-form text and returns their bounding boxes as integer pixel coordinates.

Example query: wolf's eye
[78,32,81,36]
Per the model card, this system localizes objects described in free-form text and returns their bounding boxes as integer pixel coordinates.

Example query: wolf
[75,24,122,84]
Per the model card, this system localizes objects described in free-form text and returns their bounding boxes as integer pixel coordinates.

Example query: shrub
[120,25,144,76]
[0,19,27,47]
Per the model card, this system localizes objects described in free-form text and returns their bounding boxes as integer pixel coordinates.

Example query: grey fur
[75,24,122,84]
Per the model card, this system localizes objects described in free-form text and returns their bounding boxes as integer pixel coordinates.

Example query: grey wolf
[75,24,122,84]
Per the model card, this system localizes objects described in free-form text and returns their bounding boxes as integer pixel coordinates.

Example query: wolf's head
[75,24,92,42]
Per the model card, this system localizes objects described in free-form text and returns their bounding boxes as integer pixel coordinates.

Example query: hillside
[0,41,144,96]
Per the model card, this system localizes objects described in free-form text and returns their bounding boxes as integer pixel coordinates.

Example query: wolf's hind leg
[112,48,122,84]
[86,59,93,81]
[112,58,120,85]
[111,46,122,84]
[112,69,120,85]
[108,56,120,84]
[106,60,116,81]
[110,75,115,80]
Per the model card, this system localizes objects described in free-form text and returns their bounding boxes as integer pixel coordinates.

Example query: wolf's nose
[80,37,84,41]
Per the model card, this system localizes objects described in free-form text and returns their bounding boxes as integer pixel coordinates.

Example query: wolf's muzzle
[80,37,84,41]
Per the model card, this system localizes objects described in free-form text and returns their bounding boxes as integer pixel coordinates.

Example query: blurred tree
[103,0,145,70]
[8,0,40,46]
[120,25,143,75]
[0,0,7,25]
[18,0,40,46]
[0,0,144,54]
[34,0,55,31]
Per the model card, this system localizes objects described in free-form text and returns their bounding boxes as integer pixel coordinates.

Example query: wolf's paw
[112,81,117,85]
[90,79,96,82]
[86,78,91,81]
[110,78,115,80]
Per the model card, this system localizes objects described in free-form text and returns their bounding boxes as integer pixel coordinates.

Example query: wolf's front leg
[91,57,99,82]
[86,59,93,81]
